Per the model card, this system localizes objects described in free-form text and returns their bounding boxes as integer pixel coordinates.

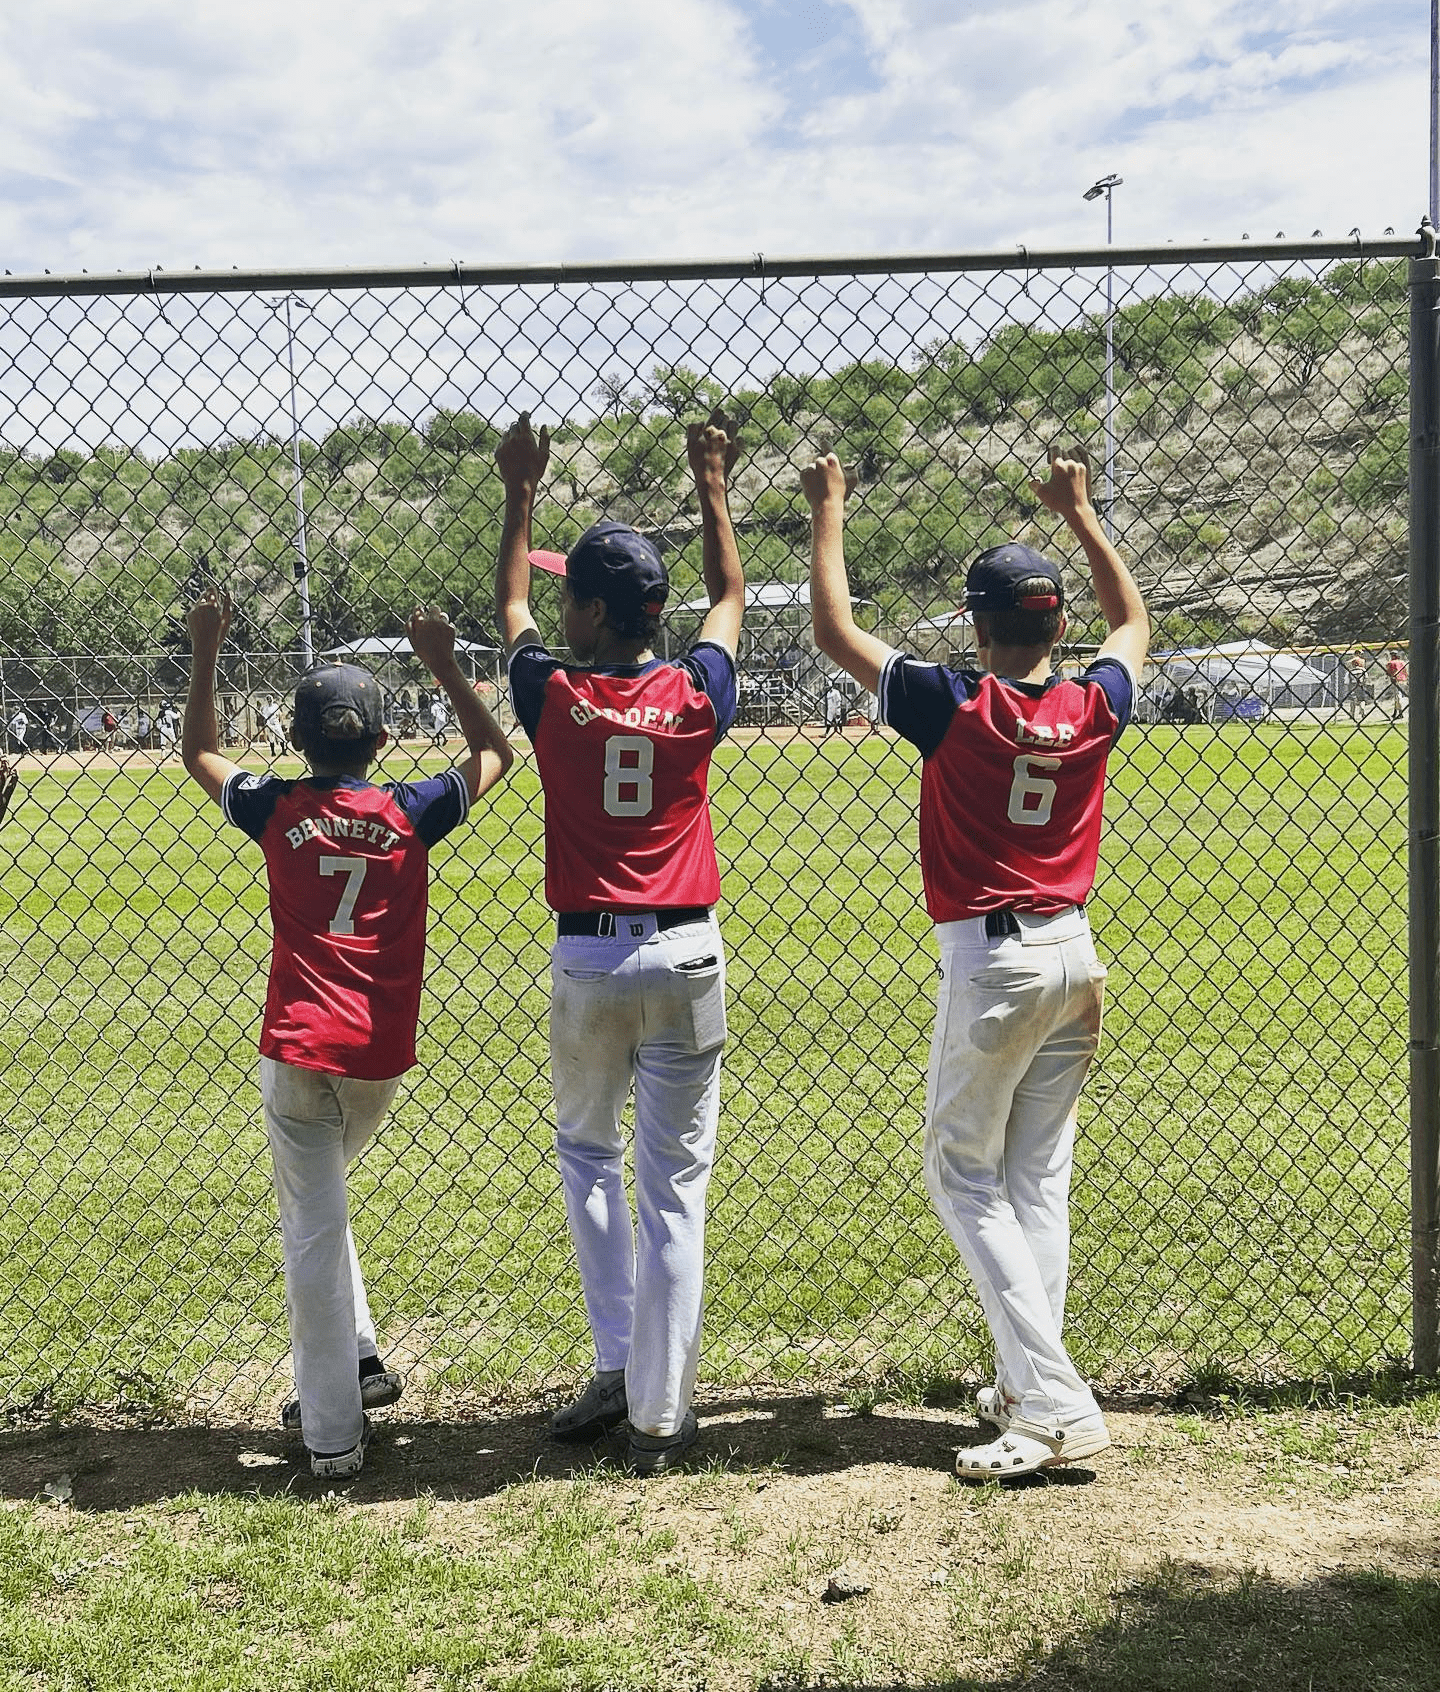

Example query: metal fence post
[1411,220,1440,1376]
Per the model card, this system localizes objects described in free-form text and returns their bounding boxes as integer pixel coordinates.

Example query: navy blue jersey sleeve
[677,642,738,740]
[385,769,469,849]
[1082,655,1136,737]
[220,771,287,841]
[877,651,975,759]
[507,642,559,741]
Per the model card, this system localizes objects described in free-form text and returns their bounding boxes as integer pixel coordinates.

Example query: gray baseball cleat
[625,1408,699,1477]
[551,1370,628,1443]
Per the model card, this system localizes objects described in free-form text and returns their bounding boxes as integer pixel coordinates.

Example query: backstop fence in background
[0,232,1431,1422]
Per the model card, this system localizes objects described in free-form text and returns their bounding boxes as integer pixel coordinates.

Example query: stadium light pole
[267,294,315,669]
[1432,0,1438,224]
[1083,174,1124,537]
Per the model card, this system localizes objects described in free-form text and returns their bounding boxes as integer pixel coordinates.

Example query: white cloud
[0,0,1425,270]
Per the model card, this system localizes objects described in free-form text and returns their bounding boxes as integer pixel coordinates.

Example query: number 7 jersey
[877,651,1136,922]
[221,769,468,1078]
[508,640,737,912]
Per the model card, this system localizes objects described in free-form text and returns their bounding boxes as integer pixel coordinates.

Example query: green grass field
[0,717,1411,1419]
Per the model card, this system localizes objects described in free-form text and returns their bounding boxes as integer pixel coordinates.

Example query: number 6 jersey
[221,769,468,1078]
[877,651,1135,922]
[508,640,737,912]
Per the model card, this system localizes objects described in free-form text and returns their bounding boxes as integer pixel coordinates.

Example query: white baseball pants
[260,1057,400,1454]
[922,908,1107,1427]
[549,913,726,1437]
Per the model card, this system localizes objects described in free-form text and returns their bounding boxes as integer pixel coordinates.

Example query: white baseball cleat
[309,1416,371,1481]
[954,1415,1109,1482]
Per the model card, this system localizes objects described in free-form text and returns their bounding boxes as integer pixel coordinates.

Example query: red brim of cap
[1018,594,1060,610]
[528,549,568,575]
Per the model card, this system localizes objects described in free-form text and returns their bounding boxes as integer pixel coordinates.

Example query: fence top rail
[0,233,1424,301]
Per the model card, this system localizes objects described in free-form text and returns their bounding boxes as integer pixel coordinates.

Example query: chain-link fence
[0,235,1424,1421]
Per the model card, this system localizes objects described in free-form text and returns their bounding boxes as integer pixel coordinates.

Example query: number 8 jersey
[221,769,468,1078]
[877,651,1135,922]
[508,640,737,912]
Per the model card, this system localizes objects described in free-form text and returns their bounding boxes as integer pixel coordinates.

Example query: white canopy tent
[673,581,817,614]
[318,635,502,694]
[320,637,497,659]
[1153,640,1328,698]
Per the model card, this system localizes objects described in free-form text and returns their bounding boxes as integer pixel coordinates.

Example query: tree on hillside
[425,409,497,458]
[592,370,641,419]
[1258,278,1350,390]
[1113,293,1229,381]
[648,363,725,420]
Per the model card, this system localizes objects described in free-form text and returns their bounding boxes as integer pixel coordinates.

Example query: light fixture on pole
[267,294,315,669]
[1083,173,1123,537]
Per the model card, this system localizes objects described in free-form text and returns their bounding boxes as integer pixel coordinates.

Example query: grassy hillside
[0,258,1409,683]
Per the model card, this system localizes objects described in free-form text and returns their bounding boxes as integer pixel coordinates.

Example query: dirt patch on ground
[5,1386,1439,1687]
[5,1386,1437,1571]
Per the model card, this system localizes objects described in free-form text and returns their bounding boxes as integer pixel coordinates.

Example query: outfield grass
[0,716,1411,1418]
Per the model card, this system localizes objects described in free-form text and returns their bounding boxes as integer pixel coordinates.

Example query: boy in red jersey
[182,592,513,1479]
[803,447,1149,1481]
[494,410,744,1475]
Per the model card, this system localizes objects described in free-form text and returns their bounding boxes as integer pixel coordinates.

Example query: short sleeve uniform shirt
[222,770,468,1078]
[508,642,737,912]
[878,652,1135,923]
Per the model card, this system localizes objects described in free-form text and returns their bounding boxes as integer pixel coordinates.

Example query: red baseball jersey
[878,653,1135,922]
[222,770,468,1078]
[508,642,736,911]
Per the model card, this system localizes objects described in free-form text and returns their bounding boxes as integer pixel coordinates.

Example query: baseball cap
[963,543,1064,614]
[293,663,385,740]
[565,521,669,618]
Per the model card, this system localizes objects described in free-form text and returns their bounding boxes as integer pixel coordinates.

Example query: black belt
[982,905,1083,938]
[557,906,711,937]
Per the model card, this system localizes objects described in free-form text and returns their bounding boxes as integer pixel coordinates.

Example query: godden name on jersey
[565,697,689,734]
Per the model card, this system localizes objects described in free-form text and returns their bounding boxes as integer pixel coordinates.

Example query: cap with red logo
[963,543,1064,614]
[561,521,669,620]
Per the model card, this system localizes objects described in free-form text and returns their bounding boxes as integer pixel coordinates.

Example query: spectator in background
[823,679,847,734]
[261,698,287,757]
[1344,654,1370,723]
[1384,651,1408,721]
[156,702,181,755]
[0,754,16,823]
[7,707,29,755]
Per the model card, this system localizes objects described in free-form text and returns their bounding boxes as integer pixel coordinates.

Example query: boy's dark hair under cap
[566,521,669,618]
[293,663,385,741]
[964,543,1064,614]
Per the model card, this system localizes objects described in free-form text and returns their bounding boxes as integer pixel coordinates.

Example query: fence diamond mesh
[0,239,1419,1421]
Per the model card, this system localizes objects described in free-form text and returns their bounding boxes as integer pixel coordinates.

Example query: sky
[0,0,1428,276]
